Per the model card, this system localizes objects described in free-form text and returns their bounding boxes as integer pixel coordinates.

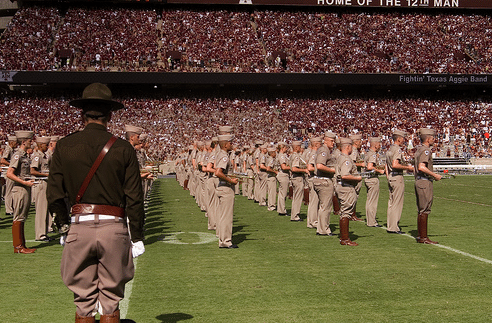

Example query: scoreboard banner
[166,0,489,8]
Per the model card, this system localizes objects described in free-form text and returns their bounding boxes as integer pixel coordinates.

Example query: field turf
[1,175,492,322]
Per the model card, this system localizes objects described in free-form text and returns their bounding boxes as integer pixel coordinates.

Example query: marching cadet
[189,142,198,198]
[414,128,441,244]
[290,141,309,221]
[364,137,385,227]
[241,146,250,197]
[245,146,255,200]
[125,125,152,199]
[306,137,322,229]
[335,137,362,246]
[215,134,239,248]
[1,135,18,217]
[253,140,263,203]
[276,142,290,216]
[233,147,241,195]
[331,137,342,216]
[201,140,213,217]
[7,131,36,254]
[314,131,337,236]
[258,144,269,207]
[265,147,278,211]
[386,129,414,234]
[301,140,312,206]
[31,136,53,241]
[205,138,219,231]
[349,133,364,222]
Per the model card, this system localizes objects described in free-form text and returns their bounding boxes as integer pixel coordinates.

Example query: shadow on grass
[156,313,193,323]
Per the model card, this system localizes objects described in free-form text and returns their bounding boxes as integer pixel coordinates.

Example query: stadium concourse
[0,5,491,73]
[0,90,492,161]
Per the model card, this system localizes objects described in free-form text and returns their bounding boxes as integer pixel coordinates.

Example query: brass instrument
[359,170,378,178]
[229,172,253,180]
[298,157,308,170]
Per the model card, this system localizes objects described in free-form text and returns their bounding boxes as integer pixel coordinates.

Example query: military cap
[255,140,264,145]
[218,125,234,133]
[218,134,234,141]
[311,137,323,143]
[324,131,337,139]
[292,140,302,146]
[14,131,34,140]
[369,137,381,143]
[339,137,353,146]
[267,147,276,152]
[419,128,436,136]
[70,83,124,111]
[349,133,362,140]
[277,141,287,147]
[243,145,250,149]
[50,136,60,142]
[212,137,218,142]
[36,136,51,144]
[125,124,143,135]
[393,129,408,137]
[7,135,17,141]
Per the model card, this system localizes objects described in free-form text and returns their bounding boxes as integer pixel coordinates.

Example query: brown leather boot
[13,221,35,254]
[416,212,438,244]
[75,313,95,323]
[100,309,120,323]
[350,209,363,222]
[339,217,358,246]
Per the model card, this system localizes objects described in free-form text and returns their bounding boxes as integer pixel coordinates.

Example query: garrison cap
[419,128,436,136]
[311,136,323,143]
[211,137,218,142]
[50,136,59,142]
[243,145,250,149]
[14,131,34,140]
[324,131,337,139]
[393,129,408,137]
[218,134,234,141]
[292,140,302,146]
[349,133,362,140]
[267,147,276,152]
[7,135,17,141]
[339,137,353,146]
[36,136,51,144]
[255,140,264,145]
[125,124,143,135]
[218,125,234,133]
[369,137,381,143]
[70,83,124,112]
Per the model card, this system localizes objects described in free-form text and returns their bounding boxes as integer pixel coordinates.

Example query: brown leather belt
[71,204,125,218]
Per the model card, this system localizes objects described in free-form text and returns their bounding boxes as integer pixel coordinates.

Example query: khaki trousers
[242,178,248,197]
[314,178,334,234]
[387,175,405,231]
[11,185,31,222]
[216,184,235,248]
[206,177,219,231]
[4,178,14,214]
[336,185,357,220]
[291,176,304,220]
[247,170,254,199]
[415,179,433,214]
[253,172,260,201]
[267,176,277,209]
[61,219,133,317]
[34,181,51,239]
[306,178,318,228]
[276,173,290,214]
[364,177,380,226]
[258,172,268,206]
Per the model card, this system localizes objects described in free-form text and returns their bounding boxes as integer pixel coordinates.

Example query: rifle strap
[75,136,118,204]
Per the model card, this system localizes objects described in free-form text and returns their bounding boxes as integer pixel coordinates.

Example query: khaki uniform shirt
[315,145,335,178]
[10,149,31,185]
[336,153,357,187]
[2,144,14,161]
[386,144,404,176]
[31,150,50,174]
[414,145,433,178]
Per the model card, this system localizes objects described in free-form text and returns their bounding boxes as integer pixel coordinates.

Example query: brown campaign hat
[324,131,337,139]
[393,129,408,137]
[36,136,51,144]
[125,124,143,135]
[419,128,436,136]
[70,83,124,111]
[14,131,34,140]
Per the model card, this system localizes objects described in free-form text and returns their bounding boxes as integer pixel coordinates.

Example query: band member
[414,128,442,244]
[265,147,278,211]
[276,142,290,216]
[364,137,385,227]
[349,133,364,222]
[31,136,52,241]
[258,144,269,206]
[386,129,414,234]
[306,137,322,229]
[290,141,309,221]
[335,137,362,246]
[1,135,18,216]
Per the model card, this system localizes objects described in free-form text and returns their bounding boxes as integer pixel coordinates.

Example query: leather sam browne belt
[71,204,125,218]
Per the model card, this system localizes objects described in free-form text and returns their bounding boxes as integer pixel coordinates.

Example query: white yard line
[120,257,138,319]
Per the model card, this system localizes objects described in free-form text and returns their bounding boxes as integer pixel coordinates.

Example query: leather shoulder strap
[76,136,118,204]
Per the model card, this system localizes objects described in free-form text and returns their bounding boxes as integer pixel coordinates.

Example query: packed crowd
[1,91,491,160]
[1,6,491,73]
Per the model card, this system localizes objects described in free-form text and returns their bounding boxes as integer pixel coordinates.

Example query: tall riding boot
[20,221,36,252]
[75,313,95,323]
[13,221,35,254]
[417,212,438,244]
[339,217,358,246]
[350,207,363,222]
[100,309,120,323]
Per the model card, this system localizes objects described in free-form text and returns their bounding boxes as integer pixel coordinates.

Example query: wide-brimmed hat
[70,83,124,111]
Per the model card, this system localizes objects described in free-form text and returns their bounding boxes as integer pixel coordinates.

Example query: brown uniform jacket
[47,123,145,242]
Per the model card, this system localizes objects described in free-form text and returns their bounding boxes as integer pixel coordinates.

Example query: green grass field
[1,175,492,323]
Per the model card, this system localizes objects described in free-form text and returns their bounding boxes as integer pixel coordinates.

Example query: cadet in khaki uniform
[276,142,290,216]
[265,147,278,211]
[414,128,442,244]
[335,137,362,246]
[205,137,219,231]
[1,135,18,216]
[364,137,385,227]
[314,131,337,235]
[349,133,364,222]
[241,146,250,197]
[306,137,322,228]
[290,141,308,221]
[215,134,239,248]
[386,130,414,234]
[245,146,255,200]
[31,136,53,241]
[253,140,263,202]
[7,131,36,254]
[257,144,269,206]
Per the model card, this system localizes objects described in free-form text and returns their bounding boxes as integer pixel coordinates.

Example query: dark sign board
[167,0,490,9]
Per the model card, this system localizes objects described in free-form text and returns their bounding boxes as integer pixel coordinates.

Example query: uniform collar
[84,123,108,132]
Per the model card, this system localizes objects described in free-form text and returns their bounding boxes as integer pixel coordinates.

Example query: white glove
[60,234,67,247]
[131,241,145,258]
